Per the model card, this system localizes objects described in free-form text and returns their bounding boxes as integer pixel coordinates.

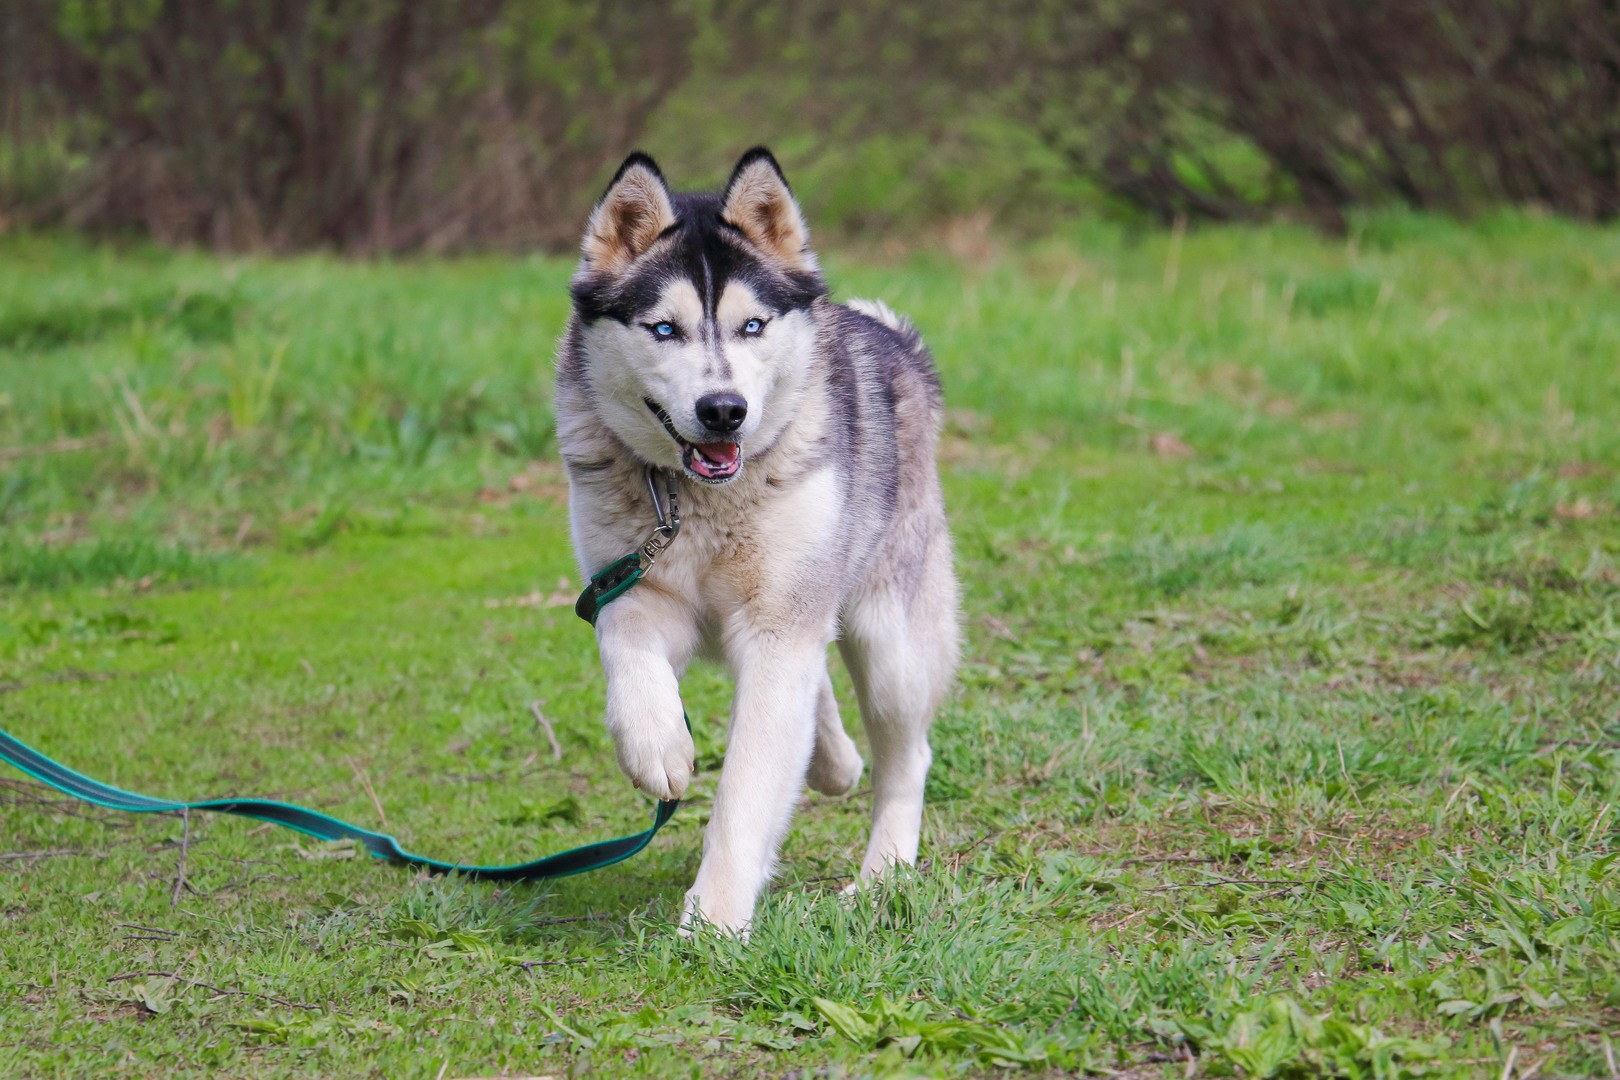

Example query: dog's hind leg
[806,671,863,796]
[840,532,959,881]
[835,518,959,880]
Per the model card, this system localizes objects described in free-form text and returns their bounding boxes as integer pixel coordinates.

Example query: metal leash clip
[575,468,682,625]
[637,468,681,569]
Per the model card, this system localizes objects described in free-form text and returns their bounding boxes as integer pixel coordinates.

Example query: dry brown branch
[530,701,563,762]
[345,757,389,829]
[107,970,325,1012]
[532,914,610,926]
[1147,877,1321,892]
[0,435,115,462]
[1,670,125,693]
[1,848,85,861]
[116,922,179,937]
[169,808,190,908]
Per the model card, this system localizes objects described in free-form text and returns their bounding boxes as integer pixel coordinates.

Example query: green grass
[2,212,1618,1078]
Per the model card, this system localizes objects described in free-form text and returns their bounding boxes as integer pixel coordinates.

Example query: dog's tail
[846,297,914,334]
[847,297,938,415]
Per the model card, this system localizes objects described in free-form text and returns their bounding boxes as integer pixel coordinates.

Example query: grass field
[2,214,1619,1079]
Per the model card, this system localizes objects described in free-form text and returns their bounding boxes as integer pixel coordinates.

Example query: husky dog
[556,148,960,932]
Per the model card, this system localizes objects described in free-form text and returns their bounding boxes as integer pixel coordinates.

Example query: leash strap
[0,728,678,881]
[0,469,687,883]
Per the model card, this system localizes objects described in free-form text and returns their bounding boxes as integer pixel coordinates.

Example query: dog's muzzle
[645,398,743,483]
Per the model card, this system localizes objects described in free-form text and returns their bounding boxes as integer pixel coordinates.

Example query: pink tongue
[695,442,740,467]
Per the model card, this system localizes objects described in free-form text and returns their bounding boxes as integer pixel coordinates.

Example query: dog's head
[568,148,827,483]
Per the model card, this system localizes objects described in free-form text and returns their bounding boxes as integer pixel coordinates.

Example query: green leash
[0,469,686,884]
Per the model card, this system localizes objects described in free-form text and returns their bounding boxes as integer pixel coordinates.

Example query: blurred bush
[2,0,1616,251]
[1048,0,1620,227]
[0,0,688,251]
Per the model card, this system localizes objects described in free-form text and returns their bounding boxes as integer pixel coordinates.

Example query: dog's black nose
[695,393,748,434]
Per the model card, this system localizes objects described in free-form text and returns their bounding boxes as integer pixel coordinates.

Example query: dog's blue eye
[652,321,676,338]
[743,318,765,336]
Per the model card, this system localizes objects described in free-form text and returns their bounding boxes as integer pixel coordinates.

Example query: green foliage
[810,995,1090,1069]
[1176,996,1447,1078]
[0,536,237,590]
[0,288,239,350]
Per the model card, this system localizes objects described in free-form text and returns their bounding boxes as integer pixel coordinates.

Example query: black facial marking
[572,193,825,326]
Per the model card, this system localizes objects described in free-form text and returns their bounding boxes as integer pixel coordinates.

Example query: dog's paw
[806,735,863,797]
[613,723,695,801]
[680,886,753,939]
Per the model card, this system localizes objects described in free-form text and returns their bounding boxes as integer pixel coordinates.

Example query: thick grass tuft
[0,536,240,590]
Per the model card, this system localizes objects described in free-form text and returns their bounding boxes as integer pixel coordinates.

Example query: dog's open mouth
[645,398,743,482]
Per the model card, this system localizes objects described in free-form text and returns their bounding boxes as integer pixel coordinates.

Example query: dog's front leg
[595,588,698,802]
[684,632,823,933]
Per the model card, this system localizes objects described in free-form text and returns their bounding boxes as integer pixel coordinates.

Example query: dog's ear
[721,148,815,271]
[581,152,677,272]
